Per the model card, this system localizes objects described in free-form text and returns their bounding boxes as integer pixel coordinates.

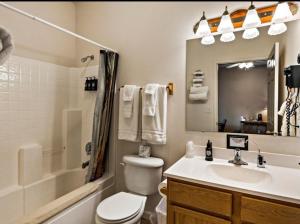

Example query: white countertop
[164,155,300,204]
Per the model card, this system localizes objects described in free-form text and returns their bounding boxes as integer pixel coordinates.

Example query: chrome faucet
[228,148,248,166]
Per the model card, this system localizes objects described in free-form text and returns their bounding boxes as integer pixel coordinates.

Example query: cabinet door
[168,180,232,217]
[241,196,300,224]
[168,205,231,224]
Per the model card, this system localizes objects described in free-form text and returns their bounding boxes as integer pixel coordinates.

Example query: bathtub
[0,168,87,224]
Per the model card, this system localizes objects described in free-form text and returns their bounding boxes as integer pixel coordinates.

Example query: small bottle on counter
[205,140,213,161]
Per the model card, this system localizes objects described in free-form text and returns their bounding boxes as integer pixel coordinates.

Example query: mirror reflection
[186,20,300,136]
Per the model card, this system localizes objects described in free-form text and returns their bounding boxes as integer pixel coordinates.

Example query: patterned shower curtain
[85,50,119,183]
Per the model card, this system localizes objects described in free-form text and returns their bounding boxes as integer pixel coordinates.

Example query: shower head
[81,55,94,63]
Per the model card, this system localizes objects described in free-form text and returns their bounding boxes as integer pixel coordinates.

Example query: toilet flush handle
[120,162,126,167]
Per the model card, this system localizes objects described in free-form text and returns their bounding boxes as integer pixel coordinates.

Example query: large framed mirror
[186,20,299,137]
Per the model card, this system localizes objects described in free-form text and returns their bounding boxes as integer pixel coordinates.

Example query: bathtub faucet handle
[82,161,89,169]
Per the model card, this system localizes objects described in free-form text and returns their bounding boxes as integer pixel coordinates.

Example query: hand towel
[189,86,208,101]
[193,78,204,83]
[118,86,141,141]
[193,70,204,75]
[143,83,160,116]
[142,85,167,144]
[192,83,203,87]
[190,86,204,94]
[122,85,137,118]
[123,85,136,101]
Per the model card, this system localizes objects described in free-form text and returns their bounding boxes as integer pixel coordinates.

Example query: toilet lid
[97,192,144,223]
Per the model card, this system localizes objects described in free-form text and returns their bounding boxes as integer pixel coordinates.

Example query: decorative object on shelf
[188,70,209,101]
[193,2,298,45]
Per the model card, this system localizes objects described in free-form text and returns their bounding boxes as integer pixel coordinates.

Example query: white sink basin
[206,164,272,186]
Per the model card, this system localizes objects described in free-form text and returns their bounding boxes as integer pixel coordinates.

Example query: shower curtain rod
[0,2,118,53]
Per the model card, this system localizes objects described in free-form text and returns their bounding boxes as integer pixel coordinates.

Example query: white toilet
[95,155,164,224]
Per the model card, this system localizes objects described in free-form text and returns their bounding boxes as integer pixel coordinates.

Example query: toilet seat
[96,192,145,224]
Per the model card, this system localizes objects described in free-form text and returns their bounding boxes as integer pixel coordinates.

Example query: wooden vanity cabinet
[167,178,300,224]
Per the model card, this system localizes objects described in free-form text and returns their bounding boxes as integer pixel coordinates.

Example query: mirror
[186,20,299,137]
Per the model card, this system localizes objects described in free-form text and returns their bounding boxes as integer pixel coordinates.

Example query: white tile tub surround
[0,185,24,224]
[63,109,82,169]
[0,55,79,191]
[19,144,43,186]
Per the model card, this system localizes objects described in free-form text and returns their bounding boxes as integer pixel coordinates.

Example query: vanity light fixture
[218,6,235,43]
[201,35,215,45]
[268,22,287,35]
[243,27,259,39]
[220,32,235,42]
[272,1,293,24]
[218,6,234,33]
[268,2,293,36]
[197,12,211,38]
[242,2,261,39]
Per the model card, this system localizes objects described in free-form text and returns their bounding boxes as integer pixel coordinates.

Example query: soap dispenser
[205,140,213,161]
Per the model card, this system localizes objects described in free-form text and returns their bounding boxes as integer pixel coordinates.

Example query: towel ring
[0,27,14,66]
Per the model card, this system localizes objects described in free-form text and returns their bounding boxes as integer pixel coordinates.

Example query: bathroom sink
[206,164,272,186]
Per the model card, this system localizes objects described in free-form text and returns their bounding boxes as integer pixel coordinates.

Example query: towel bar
[119,82,174,95]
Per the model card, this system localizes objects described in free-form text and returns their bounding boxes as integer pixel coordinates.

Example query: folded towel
[123,85,136,101]
[142,85,167,144]
[193,78,204,83]
[194,74,204,78]
[189,86,208,101]
[192,83,203,87]
[193,70,204,75]
[143,83,160,116]
[190,86,204,94]
[122,85,137,118]
[118,86,141,141]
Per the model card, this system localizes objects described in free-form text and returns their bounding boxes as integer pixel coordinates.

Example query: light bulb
[243,3,261,29]
[217,6,234,33]
[272,2,293,24]
[268,23,287,35]
[201,35,215,45]
[220,32,235,42]
[243,28,259,39]
[197,12,211,38]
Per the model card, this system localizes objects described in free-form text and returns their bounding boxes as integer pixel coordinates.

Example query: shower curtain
[85,50,119,183]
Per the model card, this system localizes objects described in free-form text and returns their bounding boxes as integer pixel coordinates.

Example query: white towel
[143,83,160,116]
[189,86,208,101]
[190,86,204,94]
[122,85,137,118]
[123,85,136,101]
[193,70,204,75]
[118,86,141,142]
[192,83,203,87]
[142,85,167,144]
[193,78,204,83]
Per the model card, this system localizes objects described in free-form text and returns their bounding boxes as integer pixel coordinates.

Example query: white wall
[75,3,300,193]
[0,2,76,66]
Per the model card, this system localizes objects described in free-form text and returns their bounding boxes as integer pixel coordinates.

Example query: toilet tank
[123,155,164,195]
